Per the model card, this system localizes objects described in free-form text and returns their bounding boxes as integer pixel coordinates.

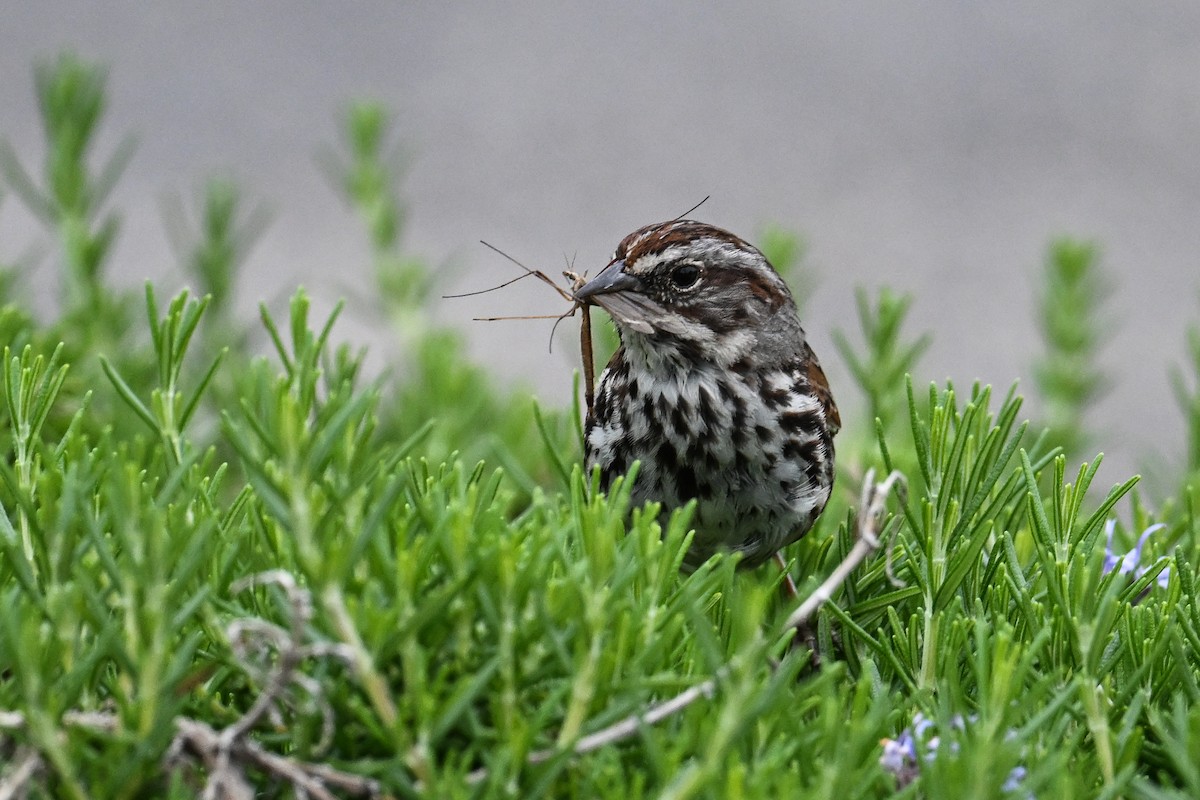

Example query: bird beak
[573,260,657,334]
[573,259,640,300]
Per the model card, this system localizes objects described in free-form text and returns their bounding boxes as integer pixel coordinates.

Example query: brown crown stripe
[616,220,755,263]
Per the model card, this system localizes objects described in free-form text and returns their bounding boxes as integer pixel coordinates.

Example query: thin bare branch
[463,469,903,786]
[0,711,381,798]
[224,570,312,744]
[773,551,801,599]
[0,747,43,800]
[782,468,902,630]
[0,570,379,799]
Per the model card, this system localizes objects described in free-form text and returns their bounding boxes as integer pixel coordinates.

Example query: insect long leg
[443,270,541,299]
[477,240,576,304]
[447,242,598,418]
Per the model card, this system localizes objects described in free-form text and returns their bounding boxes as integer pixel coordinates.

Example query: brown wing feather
[803,347,840,434]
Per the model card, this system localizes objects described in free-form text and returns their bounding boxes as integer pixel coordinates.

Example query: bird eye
[670,264,701,289]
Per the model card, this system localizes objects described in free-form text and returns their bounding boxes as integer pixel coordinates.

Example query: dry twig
[465,468,903,786]
[782,468,903,630]
[3,472,901,795]
[0,747,42,800]
[0,571,379,799]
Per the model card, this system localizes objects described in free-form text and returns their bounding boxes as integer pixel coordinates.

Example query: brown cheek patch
[702,265,787,312]
[746,275,787,310]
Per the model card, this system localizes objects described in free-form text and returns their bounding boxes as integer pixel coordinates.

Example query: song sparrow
[574,220,840,569]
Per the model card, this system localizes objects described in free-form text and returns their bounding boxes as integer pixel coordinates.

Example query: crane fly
[444,201,710,417]
[443,241,598,415]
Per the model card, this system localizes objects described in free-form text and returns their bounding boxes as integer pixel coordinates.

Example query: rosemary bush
[1,53,1199,799]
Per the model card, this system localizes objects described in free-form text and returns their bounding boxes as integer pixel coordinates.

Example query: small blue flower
[879,714,924,786]
[879,731,917,778]
[880,713,1030,796]
[1003,766,1029,793]
[1103,520,1170,589]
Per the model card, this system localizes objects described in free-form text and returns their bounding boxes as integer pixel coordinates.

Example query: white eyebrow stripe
[625,246,689,275]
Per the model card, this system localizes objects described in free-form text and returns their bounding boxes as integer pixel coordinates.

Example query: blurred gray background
[3,2,1198,488]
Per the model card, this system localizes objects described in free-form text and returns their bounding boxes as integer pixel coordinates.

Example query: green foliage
[1170,303,1200,480]
[323,101,430,334]
[1,52,1200,799]
[167,177,270,331]
[323,101,575,497]
[833,287,932,443]
[1033,239,1110,460]
[757,223,814,316]
[0,54,133,312]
